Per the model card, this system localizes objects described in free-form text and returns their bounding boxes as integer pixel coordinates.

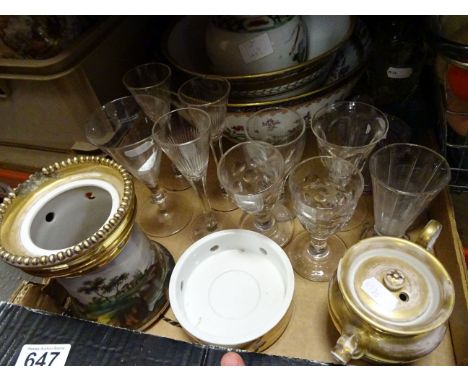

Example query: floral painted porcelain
[223,20,372,142]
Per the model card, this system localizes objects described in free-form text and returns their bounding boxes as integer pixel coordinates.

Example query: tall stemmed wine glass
[153,107,229,241]
[311,101,388,231]
[85,96,192,237]
[122,62,190,192]
[217,141,293,247]
[288,156,364,281]
[177,76,236,212]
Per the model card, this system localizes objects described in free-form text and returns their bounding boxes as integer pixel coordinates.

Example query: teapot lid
[337,236,455,335]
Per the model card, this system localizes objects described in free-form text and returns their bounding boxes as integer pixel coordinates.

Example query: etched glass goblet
[245,107,306,221]
[217,141,293,247]
[153,107,228,241]
[288,156,364,281]
[85,96,192,238]
[311,101,388,231]
[177,75,236,212]
[123,62,189,192]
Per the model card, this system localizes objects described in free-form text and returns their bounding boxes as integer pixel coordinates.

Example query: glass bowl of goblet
[288,156,364,281]
[217,141,293,247]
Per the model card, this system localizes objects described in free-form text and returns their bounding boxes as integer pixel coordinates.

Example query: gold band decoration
[0,156,136,278]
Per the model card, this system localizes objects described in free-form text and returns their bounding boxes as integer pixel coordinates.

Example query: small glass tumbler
[311,101,388,230]
[217,141,294,247]
[369,143,451,237]
[288,156,364,281]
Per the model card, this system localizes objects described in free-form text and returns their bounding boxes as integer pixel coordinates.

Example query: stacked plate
[163,16,371,141]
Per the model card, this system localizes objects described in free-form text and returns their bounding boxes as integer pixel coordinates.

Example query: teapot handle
[415,220,442,252]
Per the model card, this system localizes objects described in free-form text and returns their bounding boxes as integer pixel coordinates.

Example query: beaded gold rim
[0,156,135,275]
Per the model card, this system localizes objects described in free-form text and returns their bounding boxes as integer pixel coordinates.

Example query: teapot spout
[331,332,363,365]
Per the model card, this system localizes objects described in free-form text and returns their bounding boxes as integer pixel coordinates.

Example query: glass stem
[210,138,229,196]
[307,236,330,260]
[253,211,277,233]
[189,176,218,230]
[210,142,220,169]
[218,136,224,157]
[148,184,168,212]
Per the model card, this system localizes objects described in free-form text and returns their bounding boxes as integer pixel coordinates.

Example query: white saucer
[169,229,295,348]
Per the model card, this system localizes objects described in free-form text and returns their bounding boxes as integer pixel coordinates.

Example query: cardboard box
[0,301,329,366]
[2,135,468,366]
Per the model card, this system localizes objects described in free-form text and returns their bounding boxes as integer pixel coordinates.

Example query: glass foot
[206,181,238,212]
[240,213,294,247]
[191,211,232,242]
[137,193,192,238]
[272,201,295,222]
[340,197,368,232]
[287,232,347,282]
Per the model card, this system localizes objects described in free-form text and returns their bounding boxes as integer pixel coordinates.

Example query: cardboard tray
[137,149,467,366]
[5,143,468,366]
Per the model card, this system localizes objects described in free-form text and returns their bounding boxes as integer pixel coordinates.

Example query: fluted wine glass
[177,75,236,212]
[85,96,192,237]
[217,141,293,247]
[245,107,306,221]
[153,107,229,241]
[288,156,364,281]
[123,62,190,192]
[311,101,388,231]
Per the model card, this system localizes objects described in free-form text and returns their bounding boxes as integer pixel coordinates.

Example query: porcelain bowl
[223,20,371,142]
[169,229,295,352]
[163,16,354,100]
[205,16,308,76]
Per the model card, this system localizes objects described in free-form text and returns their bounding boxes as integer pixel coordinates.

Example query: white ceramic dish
[163,16,353,100]
[169,229,295,349]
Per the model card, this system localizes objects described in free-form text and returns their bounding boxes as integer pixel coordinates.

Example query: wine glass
[245,107,306,221]
[311,101,388,231]
[84,96,192,238]
[217,141,293,247]
[122,62,190,192]
[177,75,237,212]
[153,107,229,241]
[288,156,364,281]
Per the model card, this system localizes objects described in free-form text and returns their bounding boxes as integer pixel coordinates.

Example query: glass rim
[288,155,364,210]
[311,101,389,151]
[152,107,212,148]
[245,107,306,149]
[177,75,231,107]
[217,140,286,196]
[85,96,157,150]
[368,143,451,197]
[122,62,172,92]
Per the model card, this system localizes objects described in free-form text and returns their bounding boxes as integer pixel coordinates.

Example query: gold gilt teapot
[328,220,455,364]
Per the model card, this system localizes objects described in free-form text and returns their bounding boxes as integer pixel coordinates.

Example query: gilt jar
[0,156,174,330]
